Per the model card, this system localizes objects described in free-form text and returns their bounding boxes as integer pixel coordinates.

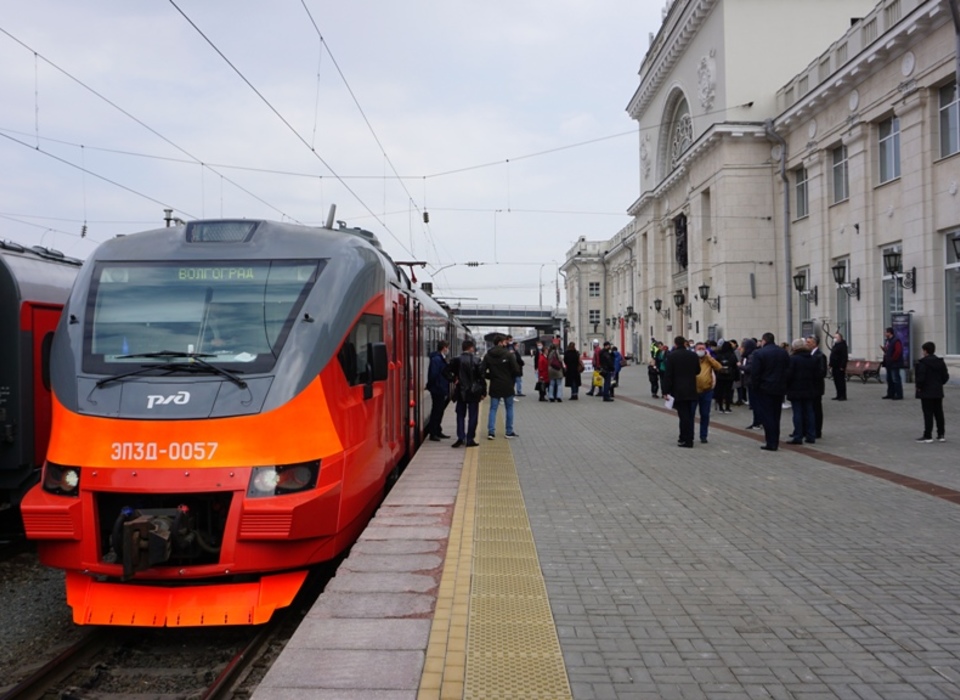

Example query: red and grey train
[21,219,468,626]
[0,241,81,522]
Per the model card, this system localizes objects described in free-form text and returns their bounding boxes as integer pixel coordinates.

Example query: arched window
[670,99,693,169]
[656,89,694,182]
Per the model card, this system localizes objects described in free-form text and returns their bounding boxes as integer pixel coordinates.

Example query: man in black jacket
[829,331,849,400]
[482,334,521,439]
[807,335,828,438]
[662,336,699,448]
[751,332,790,451]
[915,341,949,442]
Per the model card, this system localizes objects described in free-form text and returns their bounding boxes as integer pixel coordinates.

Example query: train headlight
[247,460,320,497]
[43,463,81,496]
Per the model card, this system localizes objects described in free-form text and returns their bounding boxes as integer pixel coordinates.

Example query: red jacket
[537,353,549,382]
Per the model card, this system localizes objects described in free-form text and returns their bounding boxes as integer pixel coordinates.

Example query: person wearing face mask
[531,340,546,401]
[694,341,722,444]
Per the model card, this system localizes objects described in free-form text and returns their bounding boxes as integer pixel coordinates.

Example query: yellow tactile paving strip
[418,424,573,700]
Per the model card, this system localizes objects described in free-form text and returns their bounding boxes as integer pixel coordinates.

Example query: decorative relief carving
[640,134,652,179]
[949,181,958,197]
[901,51,915,77]
[848,90,860,111]
[807,120,818,139]
[698,50,717,111]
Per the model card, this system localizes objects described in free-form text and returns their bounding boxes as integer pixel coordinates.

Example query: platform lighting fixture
[673,290,685,308]
[882,250,916,293]
[831,262,860,300]
[697,283,721,312]
[792,273,818,306]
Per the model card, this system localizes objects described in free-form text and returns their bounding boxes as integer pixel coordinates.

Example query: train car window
[83,260,324,374]
[337,314,383,386]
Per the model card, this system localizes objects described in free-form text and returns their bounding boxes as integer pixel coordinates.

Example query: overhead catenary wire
[0,26,299,224]
[167,0,415,259]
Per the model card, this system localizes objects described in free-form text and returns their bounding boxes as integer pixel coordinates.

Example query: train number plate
[110,442,219,461]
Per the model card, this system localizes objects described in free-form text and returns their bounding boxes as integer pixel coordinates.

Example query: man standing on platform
[751,332,790,451]
[483,334,521,439]
[807,335,827,439]
[662,335,699,448]
[447,339,486,448]
[881,327,904,400]
[425,340,451,441]
[829,331,849,401]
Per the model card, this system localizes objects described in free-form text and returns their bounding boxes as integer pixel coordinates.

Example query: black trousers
[427,390,449,437]
[812,395,823,438]
[754,393,784,448]
[674,399,695,445]
[832,370,847,399]
[921,398,945,438]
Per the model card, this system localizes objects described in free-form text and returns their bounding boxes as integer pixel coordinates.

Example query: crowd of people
[655,329,949,450]
[425,328,949,452]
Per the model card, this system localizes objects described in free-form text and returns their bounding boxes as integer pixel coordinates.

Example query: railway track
[0,567,332,700]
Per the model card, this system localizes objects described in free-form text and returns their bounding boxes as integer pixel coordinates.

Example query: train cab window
[83,260,324,374]
[338,314,383,385]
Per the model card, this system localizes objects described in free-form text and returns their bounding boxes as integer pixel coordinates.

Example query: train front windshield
[83,260,323,374]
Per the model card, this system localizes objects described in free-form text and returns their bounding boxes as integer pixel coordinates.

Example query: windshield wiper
[98,350,249,389]
[95,363,184,388]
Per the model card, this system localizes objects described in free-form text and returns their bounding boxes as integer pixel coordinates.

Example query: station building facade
[562,0,959,375]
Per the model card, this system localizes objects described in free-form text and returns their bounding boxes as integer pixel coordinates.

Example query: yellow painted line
[419,415,572,700]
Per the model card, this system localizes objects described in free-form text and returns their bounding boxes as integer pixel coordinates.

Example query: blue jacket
[426,351,449,395]
[613,350,622,373]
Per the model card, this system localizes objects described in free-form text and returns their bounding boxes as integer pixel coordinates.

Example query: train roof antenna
[324,204,337,230]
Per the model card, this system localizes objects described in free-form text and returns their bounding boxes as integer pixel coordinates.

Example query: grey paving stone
[325,571,437,594]
[286,617,432,650]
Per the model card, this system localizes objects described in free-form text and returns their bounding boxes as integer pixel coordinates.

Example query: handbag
[550,357,563,370]
[592,371,603,388]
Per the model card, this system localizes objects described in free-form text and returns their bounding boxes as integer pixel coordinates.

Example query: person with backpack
[482,334,521,439]
[546,339,565,402]
[446,339,487,447]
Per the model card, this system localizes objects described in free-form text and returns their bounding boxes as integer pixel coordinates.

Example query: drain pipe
[764,118,792,342]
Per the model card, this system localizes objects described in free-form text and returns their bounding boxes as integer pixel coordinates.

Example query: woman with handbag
[546,341,566,402]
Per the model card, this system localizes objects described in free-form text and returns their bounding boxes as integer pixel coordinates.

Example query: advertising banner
[891,312,912,380]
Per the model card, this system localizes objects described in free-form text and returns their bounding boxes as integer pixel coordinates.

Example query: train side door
[29,304,62,466]
[393,298,408,454]
[409,300,422,456]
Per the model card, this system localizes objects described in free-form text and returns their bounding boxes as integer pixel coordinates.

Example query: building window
[588,309,601,326]
[832,145,849,203]
[878,116,901,183]
[947,232,960,355]
[835,258,851,350]
[795,166,809,219]
[670,99,693,169]
[940,82,959,158]
[588,281,600,298]
[674,213,688,270]
[882,244,904,331]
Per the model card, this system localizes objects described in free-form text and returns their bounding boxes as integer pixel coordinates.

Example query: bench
[845,358,882,383]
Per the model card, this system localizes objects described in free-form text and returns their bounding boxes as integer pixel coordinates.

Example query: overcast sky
[1,1,665,307]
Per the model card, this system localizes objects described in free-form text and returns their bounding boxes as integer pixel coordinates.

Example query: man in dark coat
[446,339,486,447]
[482,334,521,439]
[598,341,615,402]
[881,327,904,400]
[914,341,949,442]
[806,335,828,438]
[662,335,700,448]
[786,338,821,444]
[751,332,790,451]
[425,340,450,441]
[829,331,849,400]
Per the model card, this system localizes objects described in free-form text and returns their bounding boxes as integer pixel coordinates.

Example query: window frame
[940,82,959,159]
[794,166,809,219]
[878,116,901,184]
[588,281,601,298]
[831,144,849,204]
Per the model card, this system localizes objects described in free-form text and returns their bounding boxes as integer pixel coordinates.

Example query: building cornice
[628,0,720,120]
[775,0,947,130]
[628,122,768,217]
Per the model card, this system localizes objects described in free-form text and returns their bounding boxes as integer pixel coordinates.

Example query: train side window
[41,332,55,391]
[337,314,383,386]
